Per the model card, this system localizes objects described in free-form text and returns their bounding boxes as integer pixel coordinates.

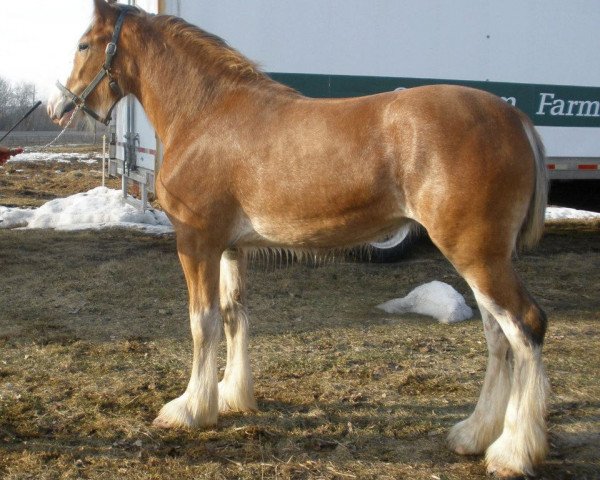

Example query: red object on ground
[0,146,23,164]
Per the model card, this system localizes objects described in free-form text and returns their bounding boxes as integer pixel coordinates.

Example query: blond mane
[150,14,298,95]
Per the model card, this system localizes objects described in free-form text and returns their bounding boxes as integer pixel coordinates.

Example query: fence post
[102,134,106,187]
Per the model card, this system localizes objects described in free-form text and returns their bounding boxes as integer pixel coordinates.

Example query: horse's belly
[234,209,407,249]
[233,170,411,249]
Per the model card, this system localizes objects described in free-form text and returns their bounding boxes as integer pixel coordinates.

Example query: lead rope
[23,105,83,153]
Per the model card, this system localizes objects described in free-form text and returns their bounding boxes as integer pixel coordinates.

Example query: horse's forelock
[93,0,116,20]
[90,1,142,41]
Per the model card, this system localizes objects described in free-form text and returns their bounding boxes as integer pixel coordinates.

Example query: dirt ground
[0,147,122,210]
[0,156,599,479]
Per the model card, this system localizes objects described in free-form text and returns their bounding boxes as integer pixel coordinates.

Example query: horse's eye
[78,43,90,52]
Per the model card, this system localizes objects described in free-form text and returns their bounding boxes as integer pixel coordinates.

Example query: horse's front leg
[218,249,257,413]
[153,237,222,428]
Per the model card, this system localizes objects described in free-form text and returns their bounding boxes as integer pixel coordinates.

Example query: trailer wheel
[368,235,417,263]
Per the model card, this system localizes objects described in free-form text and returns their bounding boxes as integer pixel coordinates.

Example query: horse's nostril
[63,101,76,116]
[56,101,76,121]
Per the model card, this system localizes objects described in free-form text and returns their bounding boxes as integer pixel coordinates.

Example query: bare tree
[0,77,13,129]
[0,76,60,131]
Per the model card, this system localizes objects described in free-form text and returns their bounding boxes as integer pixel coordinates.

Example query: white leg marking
[474,290,549,477]
[219,308,256,413]
[154,307,221,428]
[448,303,511,455]
[218,252,256,413]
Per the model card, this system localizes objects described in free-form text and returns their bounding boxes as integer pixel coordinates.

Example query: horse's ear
[93,0,117,22]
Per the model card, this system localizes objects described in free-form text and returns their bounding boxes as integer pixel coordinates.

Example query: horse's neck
[124,19,294,147]
[125,39,206,145]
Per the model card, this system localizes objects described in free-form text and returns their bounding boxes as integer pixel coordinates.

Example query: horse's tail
[517,115,549,251]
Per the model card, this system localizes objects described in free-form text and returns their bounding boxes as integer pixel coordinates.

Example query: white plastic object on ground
[377,280,474,324]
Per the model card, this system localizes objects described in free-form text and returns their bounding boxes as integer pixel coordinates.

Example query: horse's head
[48,0,135,126]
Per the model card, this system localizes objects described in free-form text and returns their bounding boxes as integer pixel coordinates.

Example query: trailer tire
[368,235,417,263]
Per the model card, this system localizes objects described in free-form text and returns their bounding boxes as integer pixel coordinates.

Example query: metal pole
[0,101,42,143]
[141,183,148,212]
[102,134,106,187]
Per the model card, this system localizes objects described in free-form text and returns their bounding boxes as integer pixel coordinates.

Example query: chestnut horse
[49,1,549,476]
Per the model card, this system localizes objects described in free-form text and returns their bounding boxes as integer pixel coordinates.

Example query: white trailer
[111,0,600,209]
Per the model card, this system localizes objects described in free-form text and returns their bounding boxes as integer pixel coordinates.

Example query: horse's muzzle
[48,91,76,126]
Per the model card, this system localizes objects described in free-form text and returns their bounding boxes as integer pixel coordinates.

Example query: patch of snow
[7,151,101,164]
[377,280,473,324]
[545,206,600,222]
[0,187,173,235]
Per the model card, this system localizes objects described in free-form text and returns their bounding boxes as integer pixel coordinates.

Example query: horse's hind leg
[447,255,548,477]
[447,303,511,455]
[218,249,257,413]
[475,276,548,477]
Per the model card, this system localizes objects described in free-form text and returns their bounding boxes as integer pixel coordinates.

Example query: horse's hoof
[153,393,218,429]
[218,399,258,414]
[486,465,528,479]
[218,380,258,414]
[447,419,489,456]
[452,444,476,456]
[152,415,181,429]
[152,411,216,429]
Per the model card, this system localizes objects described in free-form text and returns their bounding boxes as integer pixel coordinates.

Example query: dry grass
[1,152,599,478]
[0,224,598,480]
[0,149,120,209]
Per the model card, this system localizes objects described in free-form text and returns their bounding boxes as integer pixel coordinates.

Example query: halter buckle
[105,42,117,56]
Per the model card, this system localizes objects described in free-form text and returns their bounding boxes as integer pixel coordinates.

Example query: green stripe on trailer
[269,72,600,128]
